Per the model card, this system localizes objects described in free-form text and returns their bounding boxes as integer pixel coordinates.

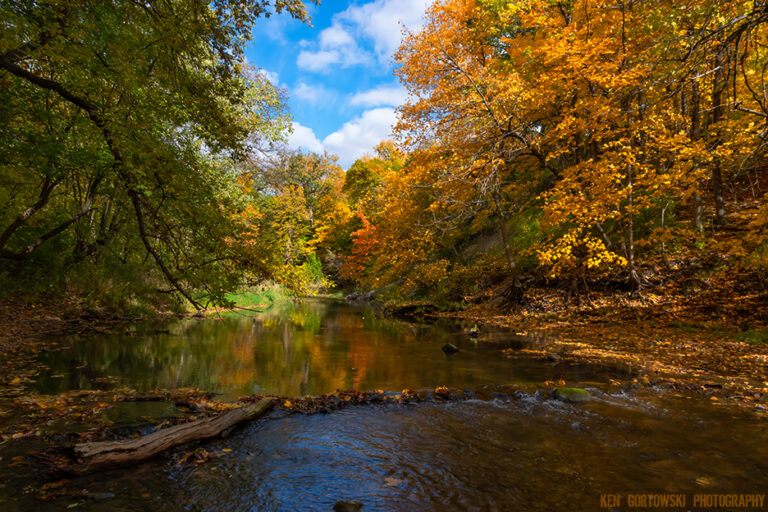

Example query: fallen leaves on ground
[444,284,768,409]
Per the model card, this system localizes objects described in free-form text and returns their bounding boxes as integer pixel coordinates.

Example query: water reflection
[35,299,618,399]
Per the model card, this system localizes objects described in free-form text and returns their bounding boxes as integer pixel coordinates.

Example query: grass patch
[224,291,270,308]
[669,321,733,337]
[223,284,291,310]
[669,321,701,334]
[319,289,345,299]
[670,321,768,346]
[735,329,768,346]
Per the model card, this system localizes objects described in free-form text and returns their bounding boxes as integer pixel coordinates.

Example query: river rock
[346,291,377,303]
[452,389,468,400]
[333,501,363,511]
[441,343,459,355]
[546,352,562,363]
[468,325,480,338]
[473,386,492,401]
[89,492,116,502]
[551,387,592,403]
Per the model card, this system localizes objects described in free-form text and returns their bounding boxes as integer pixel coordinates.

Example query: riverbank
[439,282,768,410]
[0,296,182,390]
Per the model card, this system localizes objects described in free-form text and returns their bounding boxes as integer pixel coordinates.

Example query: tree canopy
[0,0,315,308]
[330,0,768,303]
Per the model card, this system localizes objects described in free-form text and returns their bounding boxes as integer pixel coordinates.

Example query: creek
[2,299,766,511]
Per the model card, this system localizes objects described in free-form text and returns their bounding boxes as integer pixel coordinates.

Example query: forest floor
[445,274,768,412]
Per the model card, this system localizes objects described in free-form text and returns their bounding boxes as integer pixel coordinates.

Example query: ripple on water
[153,394,768,512]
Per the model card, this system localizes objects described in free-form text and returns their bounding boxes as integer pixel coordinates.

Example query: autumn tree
[363,0,768,300]
[234,150,348,292]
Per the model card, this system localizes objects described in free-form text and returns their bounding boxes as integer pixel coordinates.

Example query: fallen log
[64,397,275,475]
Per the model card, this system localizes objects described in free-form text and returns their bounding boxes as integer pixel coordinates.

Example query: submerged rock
[546,353,562,363]
[551,387,592,403]
[441,343,459,355]
[333,501,363,512]
[89,492,116,502]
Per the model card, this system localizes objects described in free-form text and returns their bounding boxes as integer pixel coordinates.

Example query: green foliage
[302,253,325,283]
[224,285,290,309]
[735,329,768,346]
[0,0,313,309]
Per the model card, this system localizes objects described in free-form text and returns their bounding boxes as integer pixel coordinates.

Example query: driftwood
[64,398,275,475]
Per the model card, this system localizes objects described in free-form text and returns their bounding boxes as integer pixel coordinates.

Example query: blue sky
[244,0,431,168]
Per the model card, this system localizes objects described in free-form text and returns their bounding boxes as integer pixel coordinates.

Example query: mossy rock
[551,387,591,403]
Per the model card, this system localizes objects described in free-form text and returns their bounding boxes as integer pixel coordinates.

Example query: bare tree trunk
[491,180,519,285]
[620,2,641,292]
[1,175,102,261]
[626,160,641,291]
[661,201,670,269]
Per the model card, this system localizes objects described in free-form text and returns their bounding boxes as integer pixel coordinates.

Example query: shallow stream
[1,299,766,511]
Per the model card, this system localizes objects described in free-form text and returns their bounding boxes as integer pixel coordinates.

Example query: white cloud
[339,0,431,61]
[297,0,429,72]
[323,108,397,168]
[293,82,330,104]
[286,122,323,153]
[296,49,342,72]
[284,110,398,167]
[319,24,356,48]
[296,22,370,72]
[350,85,408,108]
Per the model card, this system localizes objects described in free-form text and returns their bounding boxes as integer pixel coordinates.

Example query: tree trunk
[626,161,642,291]
[0,177,57,254]
[491,179,519,284]
[710,45,728,225]
[61,398,274,475]
[690,82,705,234]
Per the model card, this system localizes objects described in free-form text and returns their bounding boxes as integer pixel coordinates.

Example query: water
[32,299,625,399]
[3,299,767,511]
[164,396,767,511]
